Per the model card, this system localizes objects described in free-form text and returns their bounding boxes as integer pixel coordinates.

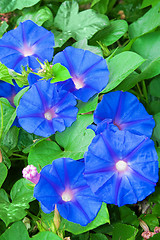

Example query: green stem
[142,80,148,104]
[136,83,143,97]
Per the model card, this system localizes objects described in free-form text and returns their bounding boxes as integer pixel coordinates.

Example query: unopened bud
[22,165,40,184]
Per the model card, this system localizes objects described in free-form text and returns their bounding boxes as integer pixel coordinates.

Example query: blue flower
[17,80,78,137]
[93,91,155,137]
[0,20,55,73]
[0,80,22,107]
[0,80,23,127]
[28,72,42,86]
[53,46,109,102]
[84,124,158,207]
[34,158,102,226]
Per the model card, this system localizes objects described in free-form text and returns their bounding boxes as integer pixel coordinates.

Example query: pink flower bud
[22,165,40,184]
[154,226,160,233]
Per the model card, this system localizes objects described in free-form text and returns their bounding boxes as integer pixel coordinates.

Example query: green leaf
[0,22,8,38]
[0,221,62,240]
[0,98,16,142]
[29,115,95,168]
[112,223,138,240]
[132,31,160,75]
[60,203,109,234]
[115,71,139,92]
[0,221,29,240]
[90,233,108,240]
[50,63,71,83]
[141,0,160,8]
[149,186,160,204]
[152,113,160,144]
[10,178,34,205]
[152,203,160,216]
[28,140,62,170]
[72,39,103,56]
[151,233,160,239]
[32,232,62,240]
[0,147,11,168]
[150,101,160,115]
[2,126,19,151]
[77,95,98,114]
[0,163,7,188]
[148,76,160,98]
[129,3,160,39]
[53,1,109,47]
[102,51,145,93]
[0,0,40,13]
[92,0,109,14]
[14,87,29,107]
[119,206,139,228]
[17,7,53,26]
[141,214,159,232]
[0,63,13,84]
[0,179,34,226]
[89,20,128,46]
[55,114,95,160]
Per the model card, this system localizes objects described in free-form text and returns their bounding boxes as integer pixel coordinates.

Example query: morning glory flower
[84,124,158,207]
[93,91,155,137]
[34,158,102,226]
[0,80,22,107]
[0,20,55,73]
[53,46,109,102]
[17,80,78,137]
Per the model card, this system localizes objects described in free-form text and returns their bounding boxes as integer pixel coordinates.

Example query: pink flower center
[116,160,127,172]
[44,109,57,121]
[61,189,73,202]
[20,44,35,57]
[72,76,84,90]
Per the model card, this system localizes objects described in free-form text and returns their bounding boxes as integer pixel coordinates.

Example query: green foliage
[0,163,7,188]
[0,179,34,226]
[141,0,160,8]
[0,63,13,85]
[53,1,109,47]
[0,98,16,142]
[28,140,62,170]
[50,63,71,83]
[0,22,8,38]
[153,113,160,144]
[77,95,98,114]
[102,51,145,93]
[28,114,95,170]
[112,223,138,240]
[17,7,53,26]
[0,221,62,240]
[129,3,160,39]
[73,39,103,56]
[0,0,40,13]
[55,114,95,159]
[90,20,128,46]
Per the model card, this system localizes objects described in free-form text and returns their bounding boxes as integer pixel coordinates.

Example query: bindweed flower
[17,80,78,137]
[53,46,109,102]
[84,124,158,207]
[0,80,22,107]
[0,20,55,73]
[34,158,102,226]
[93,91,155,137]
[22,165,40,184]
